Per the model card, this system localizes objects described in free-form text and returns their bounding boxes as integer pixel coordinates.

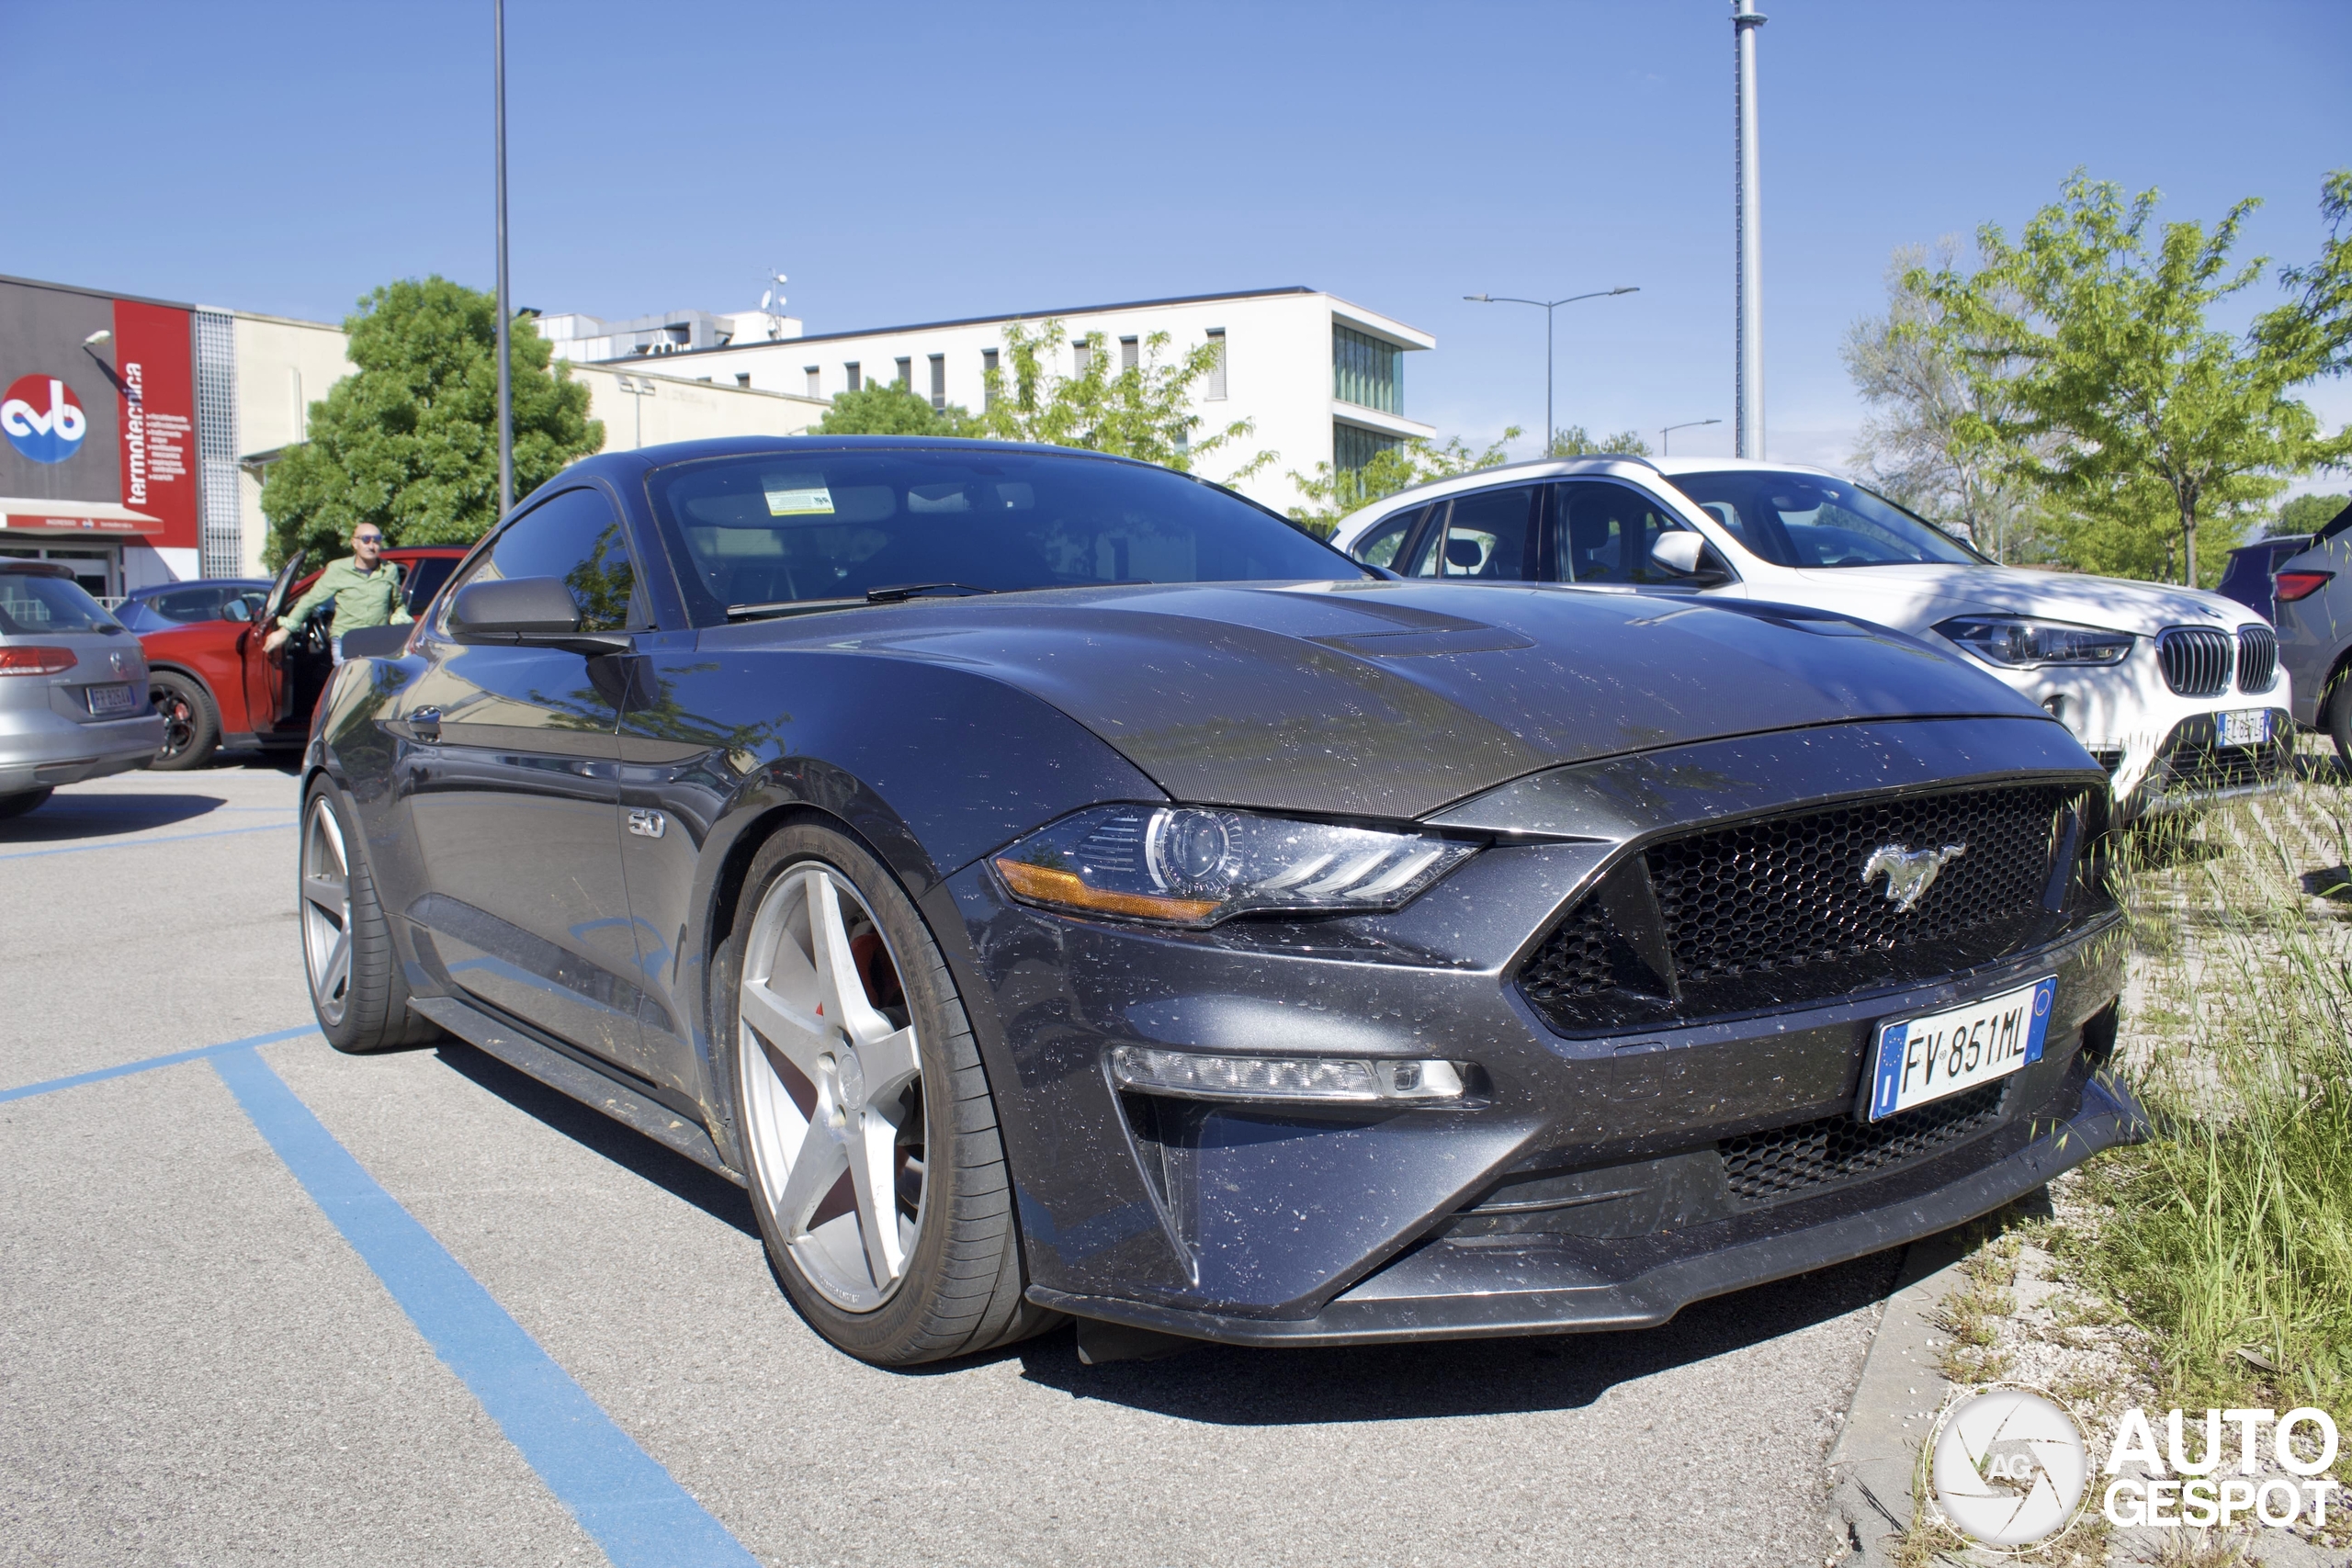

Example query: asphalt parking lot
[2,758,1909,1568]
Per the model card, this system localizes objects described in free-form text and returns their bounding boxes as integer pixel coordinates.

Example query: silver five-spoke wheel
[300,795,354,1027]
[737,863,926,1313]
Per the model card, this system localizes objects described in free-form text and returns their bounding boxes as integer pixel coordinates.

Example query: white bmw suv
[1329,456,2291,818]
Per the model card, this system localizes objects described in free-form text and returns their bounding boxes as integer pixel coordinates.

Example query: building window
[1332,324,1402,414]
[1205,329,1227,400]
[1073,338,1093,378]
[928,354,946,410]
[982,348,1000,410]
[1334,422,1403,474]
[845,362,862,392]
[805,366,820,397]
[894,356,911,390]
[736,374,752,388]
[1119,335,1138,373]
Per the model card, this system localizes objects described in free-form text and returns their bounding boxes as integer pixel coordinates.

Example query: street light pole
[493,0,513,517]
[1659,417,1722,456]
[1733,0,1767,459]
[1464,287,1639,453]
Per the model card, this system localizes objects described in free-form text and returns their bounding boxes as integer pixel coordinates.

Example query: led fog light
[1108,1045,1469,1104]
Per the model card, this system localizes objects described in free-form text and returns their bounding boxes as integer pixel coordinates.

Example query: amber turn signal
[993,859,1219,922]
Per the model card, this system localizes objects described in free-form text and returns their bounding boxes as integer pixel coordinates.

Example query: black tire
[2329,663,2352,774]
[300,778,439,1054]
[715,821,1059,1364]
[0,787,52,820]
[148,671,219,772]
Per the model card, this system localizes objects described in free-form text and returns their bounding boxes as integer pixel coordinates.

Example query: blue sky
[6,0,2346,484]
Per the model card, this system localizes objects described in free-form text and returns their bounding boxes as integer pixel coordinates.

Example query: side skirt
[407,993,743,1186]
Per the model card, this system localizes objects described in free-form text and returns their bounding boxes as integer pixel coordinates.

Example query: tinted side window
[1407,488,1539,580]
[1349,506,1421,570]
[402,556,459,617]
[454,489,643,632]
[152,587,222,622]
[1553,480,1700,586]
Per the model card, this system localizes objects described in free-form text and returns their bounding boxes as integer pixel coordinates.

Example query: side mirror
[337,623,413,660]
[447,576,629,654]
[220,601,251,623]
[1650,531,1733,587]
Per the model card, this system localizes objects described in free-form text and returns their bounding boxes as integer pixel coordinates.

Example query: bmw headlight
[992,806,1477,927]
[1935,615,2133,668]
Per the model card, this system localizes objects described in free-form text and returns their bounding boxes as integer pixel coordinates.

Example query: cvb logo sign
[1,375,88,464]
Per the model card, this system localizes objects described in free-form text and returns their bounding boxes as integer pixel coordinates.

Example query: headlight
[1935,615,2133,667]
[992,805,1477,927]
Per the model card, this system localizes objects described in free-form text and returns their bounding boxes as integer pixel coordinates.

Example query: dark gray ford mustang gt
[301,437,2145,1365]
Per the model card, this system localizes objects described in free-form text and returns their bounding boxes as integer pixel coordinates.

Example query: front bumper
[0,707,164,794]
[2133,708,2296,816]
[1964,642,2290,815]
[935,773,2132,1348]
[1034,1066,2146,1346]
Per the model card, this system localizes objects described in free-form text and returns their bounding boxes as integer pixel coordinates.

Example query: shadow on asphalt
[411,1024,1908,1421]
[1,790,230,842]
[430,1039,759,1240]
[1002,1247,1903,1423]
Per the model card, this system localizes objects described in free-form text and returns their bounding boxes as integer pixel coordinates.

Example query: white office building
[540,287,1436,515]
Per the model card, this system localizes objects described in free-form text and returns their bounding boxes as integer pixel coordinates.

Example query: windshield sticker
[765,485,835,517]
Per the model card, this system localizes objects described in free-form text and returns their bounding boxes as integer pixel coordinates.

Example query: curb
[1828,1225,1971,1564]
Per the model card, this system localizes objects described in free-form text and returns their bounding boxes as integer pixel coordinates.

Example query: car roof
[1339,453,1847,517]
[127,577,272,595]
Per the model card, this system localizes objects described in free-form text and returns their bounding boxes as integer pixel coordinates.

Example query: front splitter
[1027,1071,2151,1348]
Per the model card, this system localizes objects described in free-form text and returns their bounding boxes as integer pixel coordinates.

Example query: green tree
[1284,428,1522,538]
[815,379,977,437]
[2276,491,2349,537]
[1545,424,1651,458]
[1916,173,2351,586]
[1845,240,2054,565]
[974,319,1272,480]
[261,276,602,567]
[2261,169,2352,381]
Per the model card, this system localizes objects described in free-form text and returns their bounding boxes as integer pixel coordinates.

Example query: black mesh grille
[1718,1079,2007,1204]
[1516,784,2101,1033]
[1649,785,2071,988]
[2237,625,2278,693]
[2158,626,2233,696]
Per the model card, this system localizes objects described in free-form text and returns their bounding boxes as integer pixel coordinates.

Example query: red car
[141,545,466,769]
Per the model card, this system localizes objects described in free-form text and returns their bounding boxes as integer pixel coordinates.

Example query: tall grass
[2088,788,2352,1430]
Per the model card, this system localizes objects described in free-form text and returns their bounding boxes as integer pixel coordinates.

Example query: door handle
[411,706,441,741]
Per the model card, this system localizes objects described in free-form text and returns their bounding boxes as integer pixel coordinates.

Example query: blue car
[111,578,272,635]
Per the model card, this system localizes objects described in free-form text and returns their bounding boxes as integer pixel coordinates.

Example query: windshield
[646,446,1363,622]
[1663,470,1986,569]
[0,572,121,636]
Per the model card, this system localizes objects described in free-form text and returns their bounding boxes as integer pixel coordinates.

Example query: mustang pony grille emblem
[1861,842,1966,911]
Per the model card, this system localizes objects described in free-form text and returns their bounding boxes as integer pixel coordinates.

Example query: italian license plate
[85,682,139,716]
[2220,708,2270,747]
[1864,975,2056,1121]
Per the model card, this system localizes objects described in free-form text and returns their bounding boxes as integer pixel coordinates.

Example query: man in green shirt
[264,525,409,662]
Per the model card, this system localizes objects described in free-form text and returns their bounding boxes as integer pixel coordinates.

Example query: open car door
[244,549,307,735]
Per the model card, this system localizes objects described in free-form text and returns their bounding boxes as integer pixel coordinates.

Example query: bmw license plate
[2219,708,2270,748]
[85,682,140,716]
[1864,975,2056,1121]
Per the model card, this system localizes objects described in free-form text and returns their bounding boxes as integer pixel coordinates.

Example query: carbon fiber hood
[814,581,2052,818]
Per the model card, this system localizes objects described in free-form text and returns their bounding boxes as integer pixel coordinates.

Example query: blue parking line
[0,821,292,861]
[0,1025,319,1102]
[210,1045,760,1568]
